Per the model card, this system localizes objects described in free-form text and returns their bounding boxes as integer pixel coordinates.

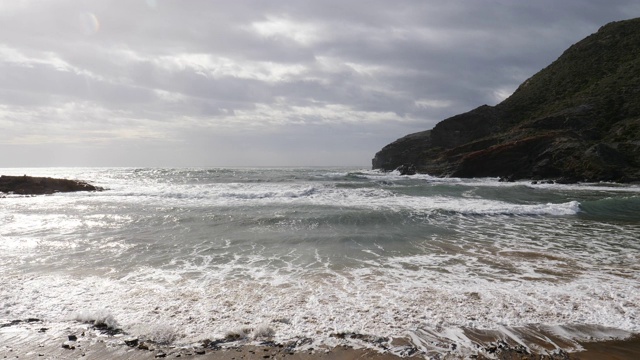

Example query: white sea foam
[2,167,639,357]
[72,310,119,329]
[140,323,180,344]
[1,262,637,353]
[84,181,583,217]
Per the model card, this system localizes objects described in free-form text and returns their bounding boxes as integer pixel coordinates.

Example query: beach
[2,319,639,359]
[1,167,639,359]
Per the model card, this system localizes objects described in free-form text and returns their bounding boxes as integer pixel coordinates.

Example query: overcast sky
[1,1,638,167]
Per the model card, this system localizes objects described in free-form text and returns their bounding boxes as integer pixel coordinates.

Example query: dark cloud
[1,0,638,167]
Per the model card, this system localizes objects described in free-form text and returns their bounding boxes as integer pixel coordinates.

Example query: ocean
[1,167,639,357]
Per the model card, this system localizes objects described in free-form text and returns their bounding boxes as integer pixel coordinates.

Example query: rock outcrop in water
[372,18,640,183]
[0,175,103,195]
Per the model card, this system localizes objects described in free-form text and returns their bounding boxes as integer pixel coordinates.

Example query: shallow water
[1,167,639,356]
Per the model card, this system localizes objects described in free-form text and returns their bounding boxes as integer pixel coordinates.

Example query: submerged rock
[0,175,103,195]
[395,164,417,176]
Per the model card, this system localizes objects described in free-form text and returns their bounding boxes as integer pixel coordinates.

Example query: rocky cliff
[372,18,640,182]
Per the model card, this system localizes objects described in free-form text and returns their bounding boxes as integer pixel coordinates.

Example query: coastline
[2,168,638,359]
[2,319,638,359]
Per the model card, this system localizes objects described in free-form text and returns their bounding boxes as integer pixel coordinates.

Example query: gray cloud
[1,0,638,167]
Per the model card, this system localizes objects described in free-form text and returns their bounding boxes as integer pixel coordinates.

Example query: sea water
[1,167,639,356]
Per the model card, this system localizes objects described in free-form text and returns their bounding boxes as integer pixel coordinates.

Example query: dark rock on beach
[372,18,640,183]
[0,175,103,195]
[124,337,139,347]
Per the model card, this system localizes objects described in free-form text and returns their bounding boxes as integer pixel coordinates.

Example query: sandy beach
[2,319,639,359]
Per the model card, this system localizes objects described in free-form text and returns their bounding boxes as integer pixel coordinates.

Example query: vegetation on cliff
[372,18,640,182]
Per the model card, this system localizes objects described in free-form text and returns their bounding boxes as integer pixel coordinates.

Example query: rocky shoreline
[0,175,103,195]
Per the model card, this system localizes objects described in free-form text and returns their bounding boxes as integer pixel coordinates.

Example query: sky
[1,1,639,168]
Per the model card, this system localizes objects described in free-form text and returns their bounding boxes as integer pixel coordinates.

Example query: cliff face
[372,18,640,182]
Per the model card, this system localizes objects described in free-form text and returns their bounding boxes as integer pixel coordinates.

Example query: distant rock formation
[395,164,417,176]
[0,175,103,195]
[372,18,640,183]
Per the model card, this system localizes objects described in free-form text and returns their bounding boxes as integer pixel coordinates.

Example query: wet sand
[0,330,408,360]
[4,338,640,360]
[2,338,639,359]
[573,336,640,360]
[1,320,638,359]
[0,341,407,360]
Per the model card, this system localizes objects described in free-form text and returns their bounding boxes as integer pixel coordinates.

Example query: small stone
[68,335,78,341]
[138,343,150,351]
[194,349,205,355]
[124,338,139,347]
[155,351,167,358]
